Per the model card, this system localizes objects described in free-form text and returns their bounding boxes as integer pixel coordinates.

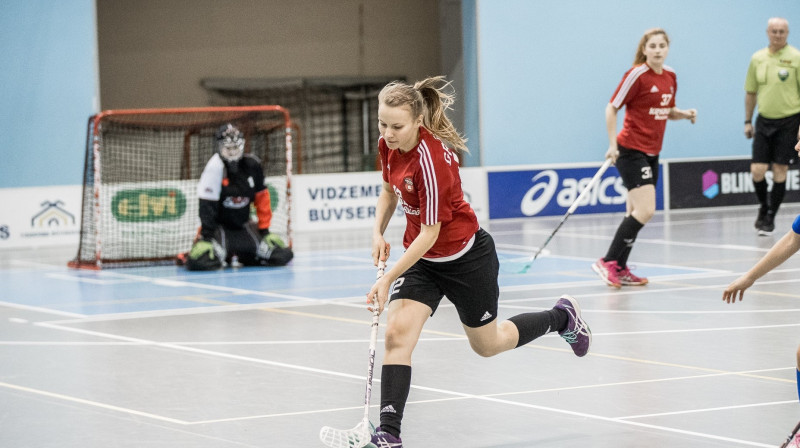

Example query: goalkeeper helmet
[215,124,244,163]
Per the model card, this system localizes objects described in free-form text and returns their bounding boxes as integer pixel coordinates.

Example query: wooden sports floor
[1,204,798,447]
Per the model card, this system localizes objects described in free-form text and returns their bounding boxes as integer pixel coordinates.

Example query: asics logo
[521,170,559,216]
[520,170,626,217]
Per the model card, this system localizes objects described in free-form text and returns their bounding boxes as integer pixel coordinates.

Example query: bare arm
[744,92,757,138]
[371,181,398,265]
[668,107,697,123]
[605,103,619,163]
[722,230,800,303]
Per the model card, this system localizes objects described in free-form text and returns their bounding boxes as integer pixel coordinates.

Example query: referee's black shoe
[758,212,775,236]
[755,207,768,230]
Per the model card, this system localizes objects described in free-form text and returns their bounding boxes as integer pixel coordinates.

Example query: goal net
[70,106,294,269]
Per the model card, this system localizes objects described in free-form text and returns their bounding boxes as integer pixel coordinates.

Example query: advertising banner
[292,168,489,232]
[487,163,664,219]
[668,158,800,209]
[98,180,198,259]
[0,185,82,248]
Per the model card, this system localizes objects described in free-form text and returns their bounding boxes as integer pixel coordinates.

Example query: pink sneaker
[592,258,621,288]
[618,265,648,286]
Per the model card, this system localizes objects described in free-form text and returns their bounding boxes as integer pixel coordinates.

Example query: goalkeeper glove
[186,239,224,271]
[263,232,287,249]
[189,240,215,260]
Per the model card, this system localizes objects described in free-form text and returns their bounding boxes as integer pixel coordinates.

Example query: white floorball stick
[319,260,386,448]
[517,158,613,274]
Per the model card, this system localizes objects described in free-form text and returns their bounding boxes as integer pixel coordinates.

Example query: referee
[744,17,800,236]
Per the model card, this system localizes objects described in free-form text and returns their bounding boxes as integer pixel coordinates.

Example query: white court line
[498,277,800,296]
[495,243,733,270]
[26,320,776,446]
[44,272,138,285]
[0,341,144,346]
[95,271,313,302]
[618,400,797,420]
[501,304,800,314]
[493,217,775,253]
[590,322,800,336]
[0,300,86,318]
[39,298,327,324]
[0,380,189,424]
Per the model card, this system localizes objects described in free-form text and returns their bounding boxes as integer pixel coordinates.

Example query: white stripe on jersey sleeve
[611,64,649,109]
[417,141,438,225]
[197,153,224,201]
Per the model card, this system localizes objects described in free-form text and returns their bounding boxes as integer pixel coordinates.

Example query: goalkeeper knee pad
[266,246,293,266]
[186,240,224,271]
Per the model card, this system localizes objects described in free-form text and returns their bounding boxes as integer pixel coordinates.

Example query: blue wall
[473,0,800,166]
[4,1,800,188]
[0,0,98,188]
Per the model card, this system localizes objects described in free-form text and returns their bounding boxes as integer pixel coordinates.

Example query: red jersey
[379,127,479,259]
[610,63,677,155]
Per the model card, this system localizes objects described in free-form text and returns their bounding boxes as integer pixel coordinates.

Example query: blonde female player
[364,76,592,447]
[592,28,697,288]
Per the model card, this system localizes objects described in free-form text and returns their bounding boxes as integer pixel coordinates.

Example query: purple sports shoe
[366,426,403,448]
[554,295,591,357]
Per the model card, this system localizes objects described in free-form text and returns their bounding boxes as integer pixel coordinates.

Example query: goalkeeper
[185,124,293,270]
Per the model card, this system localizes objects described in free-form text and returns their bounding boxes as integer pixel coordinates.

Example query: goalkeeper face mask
[215,124,245,163]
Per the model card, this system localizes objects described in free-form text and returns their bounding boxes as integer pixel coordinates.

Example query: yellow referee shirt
[745,44,800,119]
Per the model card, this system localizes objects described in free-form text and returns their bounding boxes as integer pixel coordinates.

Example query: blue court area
[0,249,716,316]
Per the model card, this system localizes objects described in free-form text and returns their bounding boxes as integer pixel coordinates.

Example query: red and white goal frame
[69,105,294,269]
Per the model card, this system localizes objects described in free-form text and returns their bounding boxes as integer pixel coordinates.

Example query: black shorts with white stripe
[388,228,499,328]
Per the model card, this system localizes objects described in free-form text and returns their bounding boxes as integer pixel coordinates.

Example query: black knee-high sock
[508,308,568,347]
[380,364,411,438]
[754,179,769,210]
[619,216,644,268]
[604,215,644,265]
[770,181,786,215]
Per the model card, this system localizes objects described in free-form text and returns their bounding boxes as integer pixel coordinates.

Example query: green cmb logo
[112,189,187,222]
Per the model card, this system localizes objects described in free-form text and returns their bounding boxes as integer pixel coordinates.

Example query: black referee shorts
[753,113,800,166]
[388,228,500,328]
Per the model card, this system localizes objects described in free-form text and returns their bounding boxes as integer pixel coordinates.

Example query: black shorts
[388,228,499,328]
[616,144,660,190]
[753,113,800,165]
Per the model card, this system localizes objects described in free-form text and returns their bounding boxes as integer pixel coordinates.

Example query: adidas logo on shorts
[380,405,397,414]
[480,311,492,322]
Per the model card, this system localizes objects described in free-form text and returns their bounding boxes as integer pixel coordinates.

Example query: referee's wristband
[745,120,752,124]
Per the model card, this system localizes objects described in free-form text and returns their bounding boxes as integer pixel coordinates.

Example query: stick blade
[319,421,373,448]
[499,249,550,274]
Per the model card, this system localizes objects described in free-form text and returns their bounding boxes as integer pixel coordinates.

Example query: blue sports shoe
[366,426,403,448]
[554,295,591,357]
